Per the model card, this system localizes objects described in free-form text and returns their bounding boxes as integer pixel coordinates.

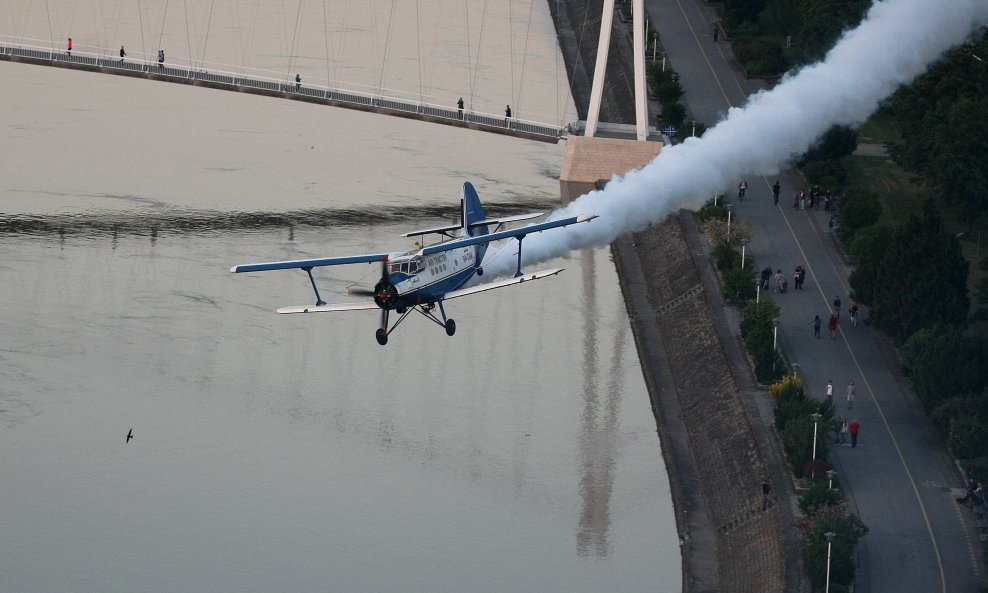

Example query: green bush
[732,38,791,76]
[742,298,785,383]
[724,264,757,300]
[799,479,844,515]
[801,159,848,189]
[802,512,868,590]
[660,101,687,128]
[801,126,859,163]
[836,189,882,245]
[647,64,684,105]
[696,201,729,222]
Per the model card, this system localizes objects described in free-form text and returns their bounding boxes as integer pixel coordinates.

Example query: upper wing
[443,268,564,300]
[230,252,391,273]
[277,302,380,314]
[418,214,597,257]
[469,212,543,230]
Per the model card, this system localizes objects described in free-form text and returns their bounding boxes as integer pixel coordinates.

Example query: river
[0,3,679,591]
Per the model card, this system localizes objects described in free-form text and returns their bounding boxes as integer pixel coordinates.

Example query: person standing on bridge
[120,46,126,62]
[295,73,301,91]
[67,37,73,56]
[158,49,165,68]
[457,97,464,119]
[505,105,512,125]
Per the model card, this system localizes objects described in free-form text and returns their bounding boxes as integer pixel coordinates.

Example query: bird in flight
[126,428,134,443]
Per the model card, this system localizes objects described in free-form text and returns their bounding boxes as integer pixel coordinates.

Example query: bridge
[0,35,568,143]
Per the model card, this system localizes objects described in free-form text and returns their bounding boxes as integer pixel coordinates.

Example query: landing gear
[445,319,456,336]
[376,328,389,345]
[476,267,484,276]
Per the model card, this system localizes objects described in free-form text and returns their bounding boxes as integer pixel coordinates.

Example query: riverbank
[548,2,790,590]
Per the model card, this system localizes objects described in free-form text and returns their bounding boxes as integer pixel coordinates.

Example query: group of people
[455,98,512,124]
[832,415,861,448]
[791,185,834,211]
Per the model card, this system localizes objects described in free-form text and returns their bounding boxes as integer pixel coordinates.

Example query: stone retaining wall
[619,215,784,592]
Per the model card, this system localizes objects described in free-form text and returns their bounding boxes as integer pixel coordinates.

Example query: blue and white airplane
[231,182,596,345]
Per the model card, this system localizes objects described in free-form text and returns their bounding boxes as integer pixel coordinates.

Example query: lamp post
[826,469,837,490]
[773,319,778,350]
[824,531,837,593]
[810,412,822,477]
[691,120,697,137]
[726,204,734,244]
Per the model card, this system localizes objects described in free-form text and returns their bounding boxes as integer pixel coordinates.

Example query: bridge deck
[0,44,566,144]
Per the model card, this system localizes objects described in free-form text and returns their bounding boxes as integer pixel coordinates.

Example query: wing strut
[302,266,326,306]
[514,235,526,278]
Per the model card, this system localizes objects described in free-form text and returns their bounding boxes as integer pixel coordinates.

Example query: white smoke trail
[482,0,988,277]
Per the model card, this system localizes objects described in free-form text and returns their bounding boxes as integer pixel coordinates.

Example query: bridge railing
[0,35,569,140]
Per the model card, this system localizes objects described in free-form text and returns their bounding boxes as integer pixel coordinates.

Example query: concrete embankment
[547,3,788,589]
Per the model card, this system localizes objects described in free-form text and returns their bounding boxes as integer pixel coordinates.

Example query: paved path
[642,0,985,591]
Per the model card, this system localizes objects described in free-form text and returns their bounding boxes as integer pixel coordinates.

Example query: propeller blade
[348,287,376,297]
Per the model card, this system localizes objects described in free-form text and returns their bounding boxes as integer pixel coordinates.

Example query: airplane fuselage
[384,243,480,309]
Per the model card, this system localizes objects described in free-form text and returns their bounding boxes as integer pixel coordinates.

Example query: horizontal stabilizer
[418,214,597,257]
[401,222,463,238]
[277,302,380,314]
[444,268,564,300]
[469,212,543,229]
[231,252,391,273]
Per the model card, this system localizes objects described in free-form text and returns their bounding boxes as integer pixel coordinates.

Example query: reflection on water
[0,57,680,593]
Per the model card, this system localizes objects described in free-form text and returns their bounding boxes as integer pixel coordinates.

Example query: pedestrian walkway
[643,0,984,591]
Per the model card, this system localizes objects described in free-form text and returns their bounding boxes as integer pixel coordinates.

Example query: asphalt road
[641,0,986,590]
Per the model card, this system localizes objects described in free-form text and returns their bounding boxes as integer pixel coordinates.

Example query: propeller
[348,258,389,298]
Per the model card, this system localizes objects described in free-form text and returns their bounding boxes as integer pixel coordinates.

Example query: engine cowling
[373,279,400,309]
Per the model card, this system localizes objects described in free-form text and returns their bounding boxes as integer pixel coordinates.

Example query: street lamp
[826,469,837,491]
[791,362,800,378]
[726,204,734,244]
[810,412,822,477]
[773,319,779,350]
[691,120,697,137]
[824,531,837,593]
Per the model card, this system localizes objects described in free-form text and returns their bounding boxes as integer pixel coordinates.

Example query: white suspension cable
[376,0,397,94]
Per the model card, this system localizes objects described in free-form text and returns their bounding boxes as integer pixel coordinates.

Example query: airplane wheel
[476,267,484,276]
[396,307,407,314]
[445,319,456,336]
[376,328,389,345]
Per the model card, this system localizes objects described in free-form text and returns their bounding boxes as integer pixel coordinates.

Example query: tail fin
[462,182,488,238]
[461,181,489,265]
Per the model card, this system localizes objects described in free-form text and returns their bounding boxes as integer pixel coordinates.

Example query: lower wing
[274,268,564,313]
[443,268,564,300]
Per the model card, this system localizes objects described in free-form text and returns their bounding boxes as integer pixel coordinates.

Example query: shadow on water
[0,200,561,238]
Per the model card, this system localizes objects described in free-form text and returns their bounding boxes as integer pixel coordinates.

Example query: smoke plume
[482,0,988,276]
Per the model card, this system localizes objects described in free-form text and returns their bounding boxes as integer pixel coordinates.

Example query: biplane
[231,182,596,345]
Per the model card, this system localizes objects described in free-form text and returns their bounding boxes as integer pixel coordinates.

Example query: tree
[856,200,969,343]
[900,324,987,411]
[848,225,893,304]
[800,125,859,164]
[836,189,882,245]
[890,30,988,229]
[741,298,783,382]
[802,512,868,589]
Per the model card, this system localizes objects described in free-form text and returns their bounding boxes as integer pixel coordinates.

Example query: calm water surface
[0,58,679,592]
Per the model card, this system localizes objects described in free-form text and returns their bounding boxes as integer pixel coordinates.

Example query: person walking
[712,23,721,42]
[158,49,165,68]
[119,45,126,62]
[738,179,748,201]
[828,313,838,339]
[772,181,780,205]
[839,418,849,446]
[849,419,860,448]
[775,269,784,293]
[793,265,803,290]
[504,104,512,125]
[761,266,772,291]
[67,37,73,56]
[833,295,842,320]
[810,315,822,338]
[849,303,859,326]
[846,381,856,409]
[457,97,464,119]
[825,379,834,403]
[295,73,301,91]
